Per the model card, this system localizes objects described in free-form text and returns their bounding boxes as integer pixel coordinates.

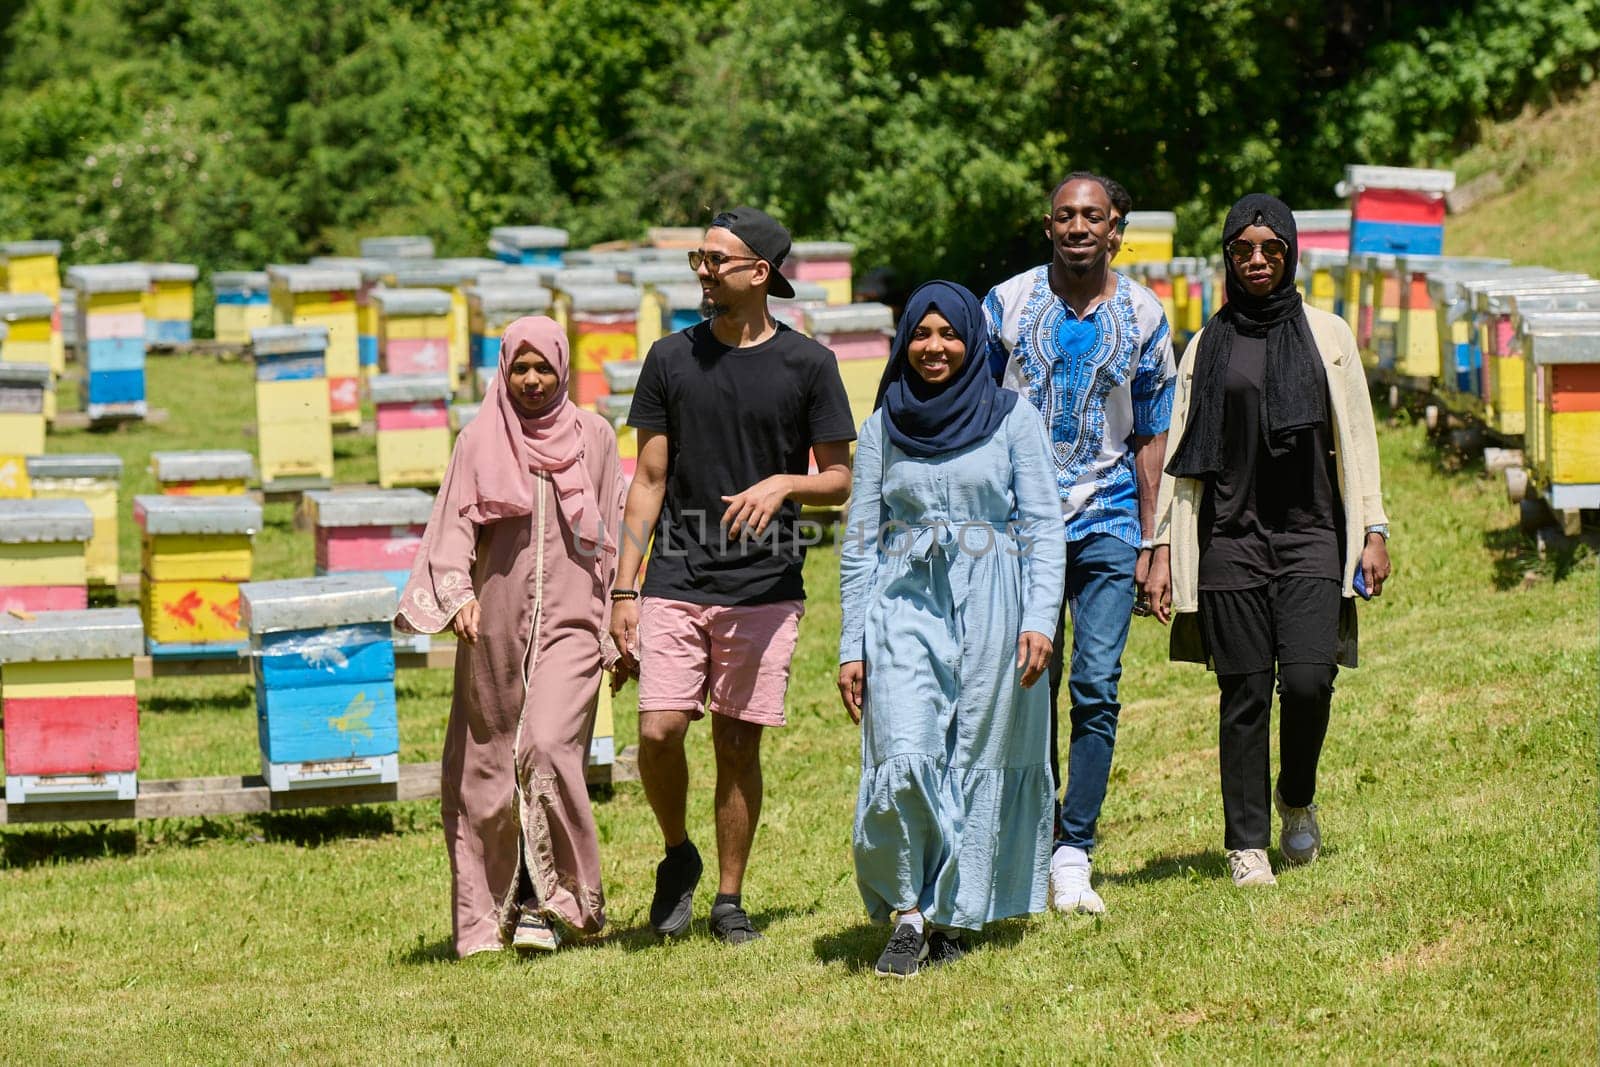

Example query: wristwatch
[1365,524,1389,541]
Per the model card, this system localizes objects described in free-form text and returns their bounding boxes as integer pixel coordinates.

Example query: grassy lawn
[0,346,1593,1062]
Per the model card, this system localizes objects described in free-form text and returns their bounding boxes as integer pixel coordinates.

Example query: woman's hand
[1360,532,1391,597]
[451,599,481,644]
[1142,545,1173,624]
[1016,631,1052,689]
[838,661,865,724]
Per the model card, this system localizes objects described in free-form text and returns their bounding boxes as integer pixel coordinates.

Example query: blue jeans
[1048,533,1137,851]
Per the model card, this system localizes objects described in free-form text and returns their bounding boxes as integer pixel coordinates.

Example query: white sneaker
[512,908,562,952]
[1049,847,1106,914]
[1226,848,1277,888]
[1274,789,1321,865]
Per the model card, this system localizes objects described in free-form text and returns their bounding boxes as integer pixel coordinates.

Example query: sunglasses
[1226,238,1289,263]
[688,250,761,272]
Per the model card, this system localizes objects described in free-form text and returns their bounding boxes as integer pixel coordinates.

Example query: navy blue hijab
[873,280,1017,458]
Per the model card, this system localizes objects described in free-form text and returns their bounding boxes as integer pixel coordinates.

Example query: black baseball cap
[710,206,795,298]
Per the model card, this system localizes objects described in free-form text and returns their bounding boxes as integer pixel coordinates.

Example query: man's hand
[837,661,865,724]
[1016,631,1052,688]
[721,475,792,539]
[1142,545,1173,625]
[609,598,640,674]
[1360,532,1392,597]
[451,599,481,644]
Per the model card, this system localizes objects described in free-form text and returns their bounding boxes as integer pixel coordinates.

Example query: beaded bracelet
[609,589,639,601]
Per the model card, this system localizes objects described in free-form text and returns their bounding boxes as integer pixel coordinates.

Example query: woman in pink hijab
[396,315,627,957]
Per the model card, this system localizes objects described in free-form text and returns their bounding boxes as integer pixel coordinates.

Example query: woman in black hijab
[1145,194,1392,889]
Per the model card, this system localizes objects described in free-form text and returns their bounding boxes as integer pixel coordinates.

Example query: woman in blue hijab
[838,280,1065,977]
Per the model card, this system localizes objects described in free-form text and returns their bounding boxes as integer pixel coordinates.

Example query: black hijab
[874,280,1016,458]
[1165,193,1327,479]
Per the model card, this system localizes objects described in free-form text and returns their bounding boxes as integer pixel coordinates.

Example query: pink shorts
[637,597,805,727]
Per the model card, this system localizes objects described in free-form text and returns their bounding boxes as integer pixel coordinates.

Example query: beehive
[1300,249,1347,316]
[0,293,60,375]
[770,281,831,335]
[781,241,856,305]
[0,608,143,804]
[0,498,93,613]
[151,450,255,496]
[251,324,334,491]
[1522,312,1600,510]
[566,284,642,405]
[450,401,481,434]
[135,494,260,657]
[488,226,570,267]
[596,389,637,481]
[309,257,392,375]
[805,303,893,431]
[68,263,150,422]
[0,362,51,460]
[0,241,63,375]
[211,270,272,345]
[360,235,435,260]
[1355,253,1402,368]
[384,262,475,389]
[620,263,700,353]
[648,227,704,250]
[1393,256,1510,381]
[370,374,452,488]
[239,574,400,791]
[1169,257,1210,344]
[1342,165,1454,256]
[141,262,198,344]
[305,487,432,653]
[26,453,122,587]
[1472,276,1597,435]
[267,265,362,430]
[1138,261,1178,332]
[374,288,454,378]
[1292,209,1351,253]
[546,268,621,333]
[1117,213,1177,267]
[466,282,553,384]
[1428,267,1555,400]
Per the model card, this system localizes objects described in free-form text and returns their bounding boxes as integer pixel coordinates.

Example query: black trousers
[1200,578,1340,851]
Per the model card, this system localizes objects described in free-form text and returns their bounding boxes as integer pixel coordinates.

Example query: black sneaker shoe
[709,900,762,945]
[873,922,927,978]
[649,841,702,938]
[924,930,966,969]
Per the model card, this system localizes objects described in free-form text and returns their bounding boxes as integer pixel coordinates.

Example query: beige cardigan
[1152,305,1388,615]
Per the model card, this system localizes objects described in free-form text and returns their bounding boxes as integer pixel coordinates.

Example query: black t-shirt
[1198,334,1344,591]
[627,321,857,605]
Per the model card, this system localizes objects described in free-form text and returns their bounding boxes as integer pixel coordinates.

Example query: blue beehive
[488,225,570,267]
[239,573,400,791]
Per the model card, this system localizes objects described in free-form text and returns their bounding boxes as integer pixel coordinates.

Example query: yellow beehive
[135,494,261,655]
[1474,277,1598,437]
[1300,249,1344,315]
[619,263,699,353]
[781,241,856,305]
[150,450,255,496]
[141,263,198,344]
[251,324,334,491]
[0,362,51,460]
[268,265,362,430]
[546,267,621,334]
[384,263,476,389]
[467,279,553,394]
[27,454,123,587]
[1117,212,1177,267]
[1,241,63,376]
[0,499,93,613]
[371,374,452,489]
[211,270,272,345]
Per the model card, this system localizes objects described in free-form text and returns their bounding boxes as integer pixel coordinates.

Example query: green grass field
[0,345,1593,1063]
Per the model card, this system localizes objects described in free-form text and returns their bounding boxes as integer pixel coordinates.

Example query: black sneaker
[873,922,927,978]
[649,841,702,938]
[709,900,762,945]
[924,930,966,969]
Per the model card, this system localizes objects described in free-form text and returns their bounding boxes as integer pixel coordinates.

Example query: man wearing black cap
[611,207,856,944]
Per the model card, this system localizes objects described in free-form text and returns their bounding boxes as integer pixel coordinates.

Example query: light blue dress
[839,402,1066,930]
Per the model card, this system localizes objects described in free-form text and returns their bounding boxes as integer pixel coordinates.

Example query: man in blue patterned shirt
[982,172,1176,916]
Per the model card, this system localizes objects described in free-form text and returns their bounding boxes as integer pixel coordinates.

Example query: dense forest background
[1,0,1595,291]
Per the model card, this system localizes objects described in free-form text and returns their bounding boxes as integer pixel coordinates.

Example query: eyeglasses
[688,250,761,272]
[1226,238,1289,263]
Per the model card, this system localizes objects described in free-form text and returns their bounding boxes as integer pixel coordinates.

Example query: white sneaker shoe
[1226,848,1277,887]
[1049,847,1106,914]
[1274,789,1321,865]
[512,908,562,952]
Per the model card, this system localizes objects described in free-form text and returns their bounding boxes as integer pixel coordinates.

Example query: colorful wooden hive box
[1169,257,1211,344]
[268,264,362,430]
[1117,212,1177,267]
[1392,256,1509,382]
[0,240,63,374]
[141,262,198,344]
[151,449,255,495]
[770,280,831,334]
[375,287,454,378]
[1355,252,1402,368]
[135,493,260,657]
[0,607,143,804]
[68,263,150,422]
[1300,248,1347,316]
[309,256,392,374]
[782,241,856,306]
[306,487,432,653]
[239,573,400,791]
[619,263,700,352]
[251,324,334,492]
[370,374,452,488]
[598,354,642,478]
[0,362,51,458]
[546,267,620,334]
[384,263,475,389]
[0,498,93,613]
[1521,312,1600,512]
[566,284,641,405]
[1427,267,1553,400]
[1473,276,1598,436]
[467,281,554,385]
[26,453,122,587]
[1292,209,1351,253]
[489,225,570,267]
[0,292,62,380]
[804,303,893,430]
[361,235,435,260]
[211,270,272,345]
[1342,165,1454,256]
[451,401,481,434]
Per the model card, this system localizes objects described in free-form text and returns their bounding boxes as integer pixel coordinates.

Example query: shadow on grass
[1483,521,1595,589]
[0,822,139,869]
[813,916,1029,972]
[1101,849,1229,886]
[397,935,458,965]
[250,805,398,846]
